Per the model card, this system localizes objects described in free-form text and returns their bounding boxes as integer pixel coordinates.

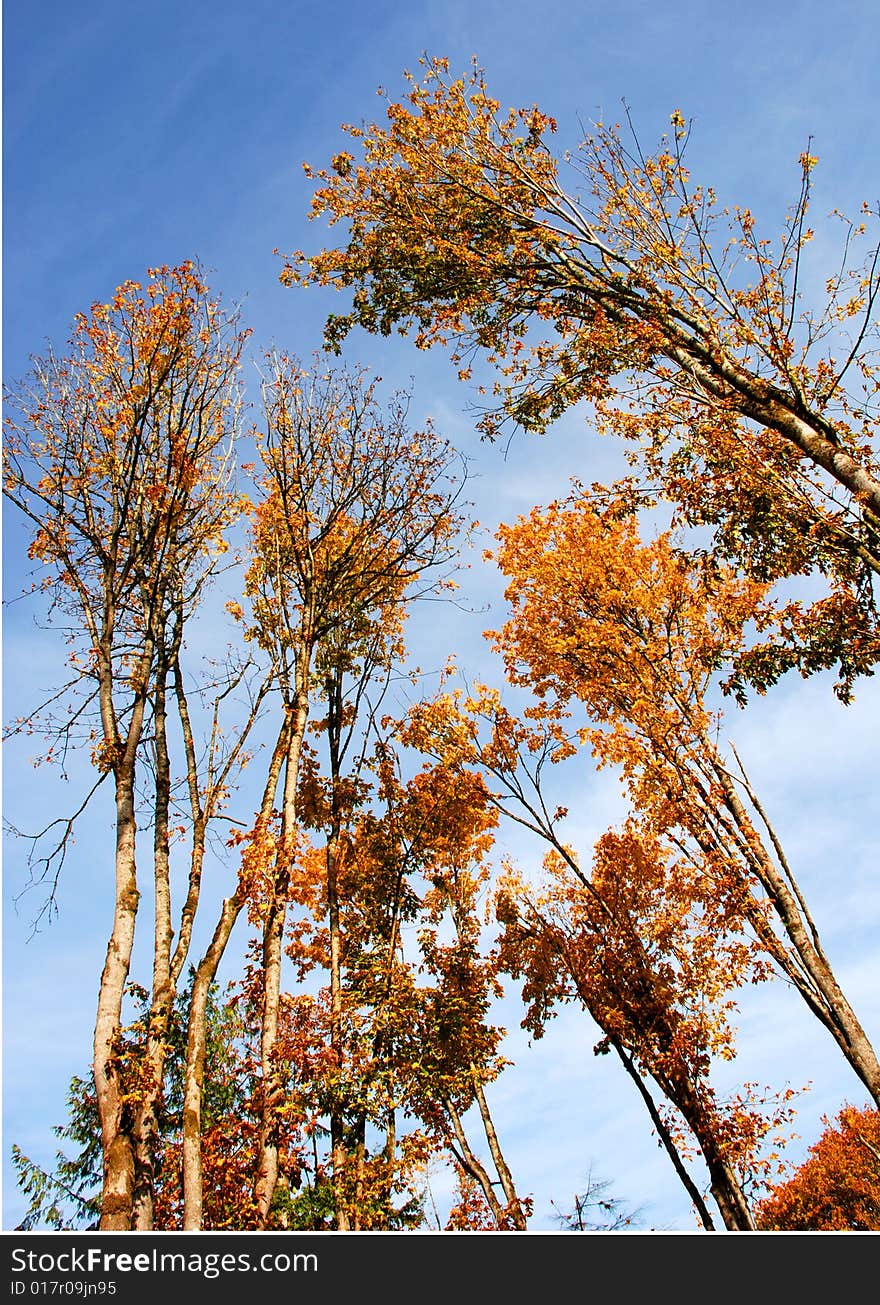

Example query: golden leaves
[288,58,880,702]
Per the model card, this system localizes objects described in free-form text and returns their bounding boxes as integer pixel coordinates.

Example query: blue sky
[3,0,879,1232]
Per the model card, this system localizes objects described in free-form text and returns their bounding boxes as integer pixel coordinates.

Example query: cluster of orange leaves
[756,1106,880,1230]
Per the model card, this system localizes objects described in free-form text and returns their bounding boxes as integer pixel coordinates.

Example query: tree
[550,1165,645,1231]
[262,725,527,1231]
[180,355,467,1228]
[373,748,529,1228]
[486,494,880,1105]
[756,1105,880,1230]
[400,654,850,1228]
[11,1077,102,1231]
[403,697,725,1226]
[496,825,795,1229]
[287,55,880,700]
[11,978,272,1232]
[4,263,249,1229]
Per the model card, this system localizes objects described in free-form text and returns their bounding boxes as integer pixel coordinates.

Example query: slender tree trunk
[183,718,290,1230]
[470,1073,528,1229]
[94,627,152,1231]
[614,1042,716,1230]
[326,822,350,1229]
[181,891,247,1230]
[444,886,527,1229]
[652,1057,755,1231]
[444,1100,510,1227]
[707,1159,756,1231]
[711,753,880,1106]
[323,671,351,1231]
[351,1123,366,1231]
[254,690,310,1226]
[383,1109,396,1224]
[169,649,208,980]
[132,632,179,1230]
[94,762,141,1230]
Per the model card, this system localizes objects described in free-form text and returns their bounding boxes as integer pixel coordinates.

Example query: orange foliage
[445,1171,498,1230]
[757,1106,880,1230]
[289,55,880,698]
[487,492,880,1110]
[6,261,247,598]
[240,353,463,670]
[496,825,793,1200]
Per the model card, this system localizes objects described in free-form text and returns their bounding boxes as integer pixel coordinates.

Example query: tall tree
[288,55,880,699]
[489,494,880,1104]
[180,355,466,1228]
[373,749,529,1229]
[403,691,783,1228]
[4,263,248,1229]
[261,727,527,1231]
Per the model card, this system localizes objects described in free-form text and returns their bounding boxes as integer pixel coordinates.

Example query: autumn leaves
[288,54,879,1228]
[5,51,880,1233]
[291,56,880,700]
[5,275,526,1230]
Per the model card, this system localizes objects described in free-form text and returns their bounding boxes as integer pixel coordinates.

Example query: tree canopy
[288,55,880,700]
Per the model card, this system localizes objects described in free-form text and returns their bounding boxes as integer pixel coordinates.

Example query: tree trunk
[471,1073,528,1229]
[323,671,351,1231]
[326,822,351,1230]
[93,620,154,1232]
[94,764,141,1230]
[183,717,290,1230]
[181,892,244,1230]
[132,641,176,1229]
[614,1041,716,1230]
[254,691,309,1226]
[444,1100,510,1227]
[654,1058,755,1231]
[713,754,880,1106]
